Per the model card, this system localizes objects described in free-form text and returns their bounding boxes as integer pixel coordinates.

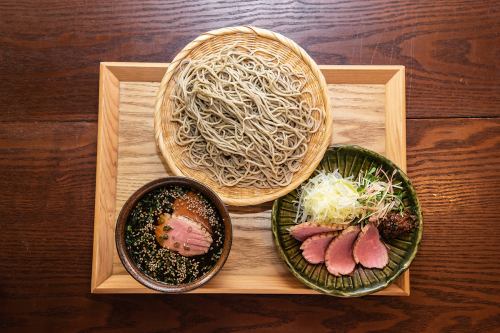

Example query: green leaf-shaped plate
[271,145,423,297]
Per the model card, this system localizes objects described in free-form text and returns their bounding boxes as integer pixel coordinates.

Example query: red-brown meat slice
[155,214,212,257]
[325,226,361,276]
[289,222,346,241]
[172,192,212,234]
[353,223,389,269]
[300,232,339,264]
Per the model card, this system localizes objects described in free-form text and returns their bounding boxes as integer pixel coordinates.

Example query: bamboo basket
[154,26,332,206]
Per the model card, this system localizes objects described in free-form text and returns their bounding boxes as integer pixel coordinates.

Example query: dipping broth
[125,185,225,284]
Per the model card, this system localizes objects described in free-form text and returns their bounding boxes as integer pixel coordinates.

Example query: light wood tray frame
[92,62,408,295]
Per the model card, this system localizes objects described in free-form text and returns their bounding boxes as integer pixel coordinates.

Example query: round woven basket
[155,26,332,206]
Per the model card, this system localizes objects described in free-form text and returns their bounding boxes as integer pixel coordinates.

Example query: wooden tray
[92,62,408,295]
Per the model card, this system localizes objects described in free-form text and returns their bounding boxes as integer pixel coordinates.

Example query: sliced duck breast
[325,226,360,276]
[155,214,213,257]
[300,232,339,264]
[289,222,346,241]
[172,192,213,234]
[353,223,389,269]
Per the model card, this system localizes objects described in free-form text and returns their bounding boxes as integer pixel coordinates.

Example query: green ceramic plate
[271,145,423,297]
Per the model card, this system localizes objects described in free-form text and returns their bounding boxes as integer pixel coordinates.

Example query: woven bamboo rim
[154,26,332,206]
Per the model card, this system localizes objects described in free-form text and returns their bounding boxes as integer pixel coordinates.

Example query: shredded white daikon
[296,171,361,225]
[294,168,403,225]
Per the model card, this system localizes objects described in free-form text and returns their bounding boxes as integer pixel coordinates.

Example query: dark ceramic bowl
[272,145,423,297]
[116,177,232,293]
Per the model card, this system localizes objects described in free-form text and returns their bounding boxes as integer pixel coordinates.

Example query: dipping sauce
[125,185,224,284]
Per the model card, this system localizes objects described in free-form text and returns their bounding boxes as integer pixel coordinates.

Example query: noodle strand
[171,44,324,188]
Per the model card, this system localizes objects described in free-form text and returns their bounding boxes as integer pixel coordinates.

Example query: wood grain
[103,63,404,84]
[1,0,499,331]
[91,64,120,291]
[104,74,401,294]
[1,119,499,332]
[1,1,498,122]
[385,67,407,171]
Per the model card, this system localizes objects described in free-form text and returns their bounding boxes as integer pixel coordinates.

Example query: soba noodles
[171,44,324,188]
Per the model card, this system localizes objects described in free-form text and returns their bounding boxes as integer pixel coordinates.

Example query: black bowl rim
[115,176,233,293]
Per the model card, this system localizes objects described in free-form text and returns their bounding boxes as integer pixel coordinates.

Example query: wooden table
[1,1,499,332]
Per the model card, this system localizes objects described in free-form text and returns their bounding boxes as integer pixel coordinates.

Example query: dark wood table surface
[1,1,499,332]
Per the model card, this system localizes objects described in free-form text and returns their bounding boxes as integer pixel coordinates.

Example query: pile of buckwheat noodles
[171,44,324,188]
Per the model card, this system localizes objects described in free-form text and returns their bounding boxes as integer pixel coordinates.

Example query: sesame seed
[124,185,224,284]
